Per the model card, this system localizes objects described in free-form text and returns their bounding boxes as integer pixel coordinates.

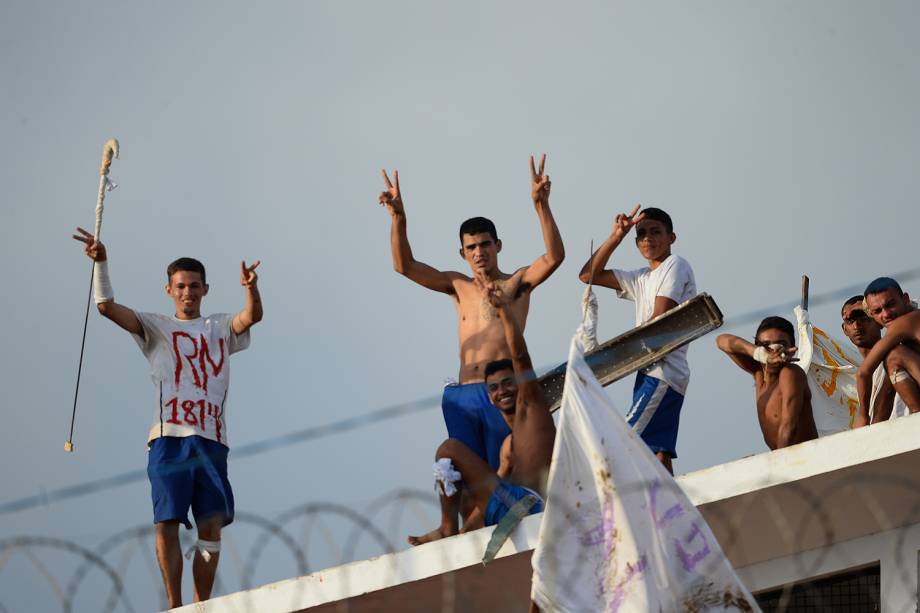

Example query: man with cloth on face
[717,316,818,450]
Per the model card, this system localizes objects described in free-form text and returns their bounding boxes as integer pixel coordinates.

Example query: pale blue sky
[2,1,919,609]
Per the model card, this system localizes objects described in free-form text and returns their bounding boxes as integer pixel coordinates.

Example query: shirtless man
[839,296,902,423]
[377,156,563,476]
[855,278,920,423]
[716,316,818,450]
[408,281,555,545]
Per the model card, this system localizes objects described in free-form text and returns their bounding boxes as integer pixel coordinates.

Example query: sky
[2,1,919,610]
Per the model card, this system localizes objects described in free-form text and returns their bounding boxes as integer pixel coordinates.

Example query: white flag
[531,333,760,613]
[793,306,861,435]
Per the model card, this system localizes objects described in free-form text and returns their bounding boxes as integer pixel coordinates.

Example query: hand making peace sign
[530,154,551,204]
[240,260,261,288]
[378,169,404,216]
[611,204,645,240]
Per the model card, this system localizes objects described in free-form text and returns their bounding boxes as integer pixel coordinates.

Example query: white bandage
[753,343,786,364]
[92,260,114,304]
[433,458,462,497]
[185,538,221,562]
[890,370,911,385]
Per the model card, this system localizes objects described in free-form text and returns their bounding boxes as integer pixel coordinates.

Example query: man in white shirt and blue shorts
[73,227,262,608]
[579,206,696,474]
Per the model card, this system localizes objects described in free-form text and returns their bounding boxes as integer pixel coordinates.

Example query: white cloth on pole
[531,334,760,612]
[793,306,862,435]
[793,306,909,430]
[577,286,599,351]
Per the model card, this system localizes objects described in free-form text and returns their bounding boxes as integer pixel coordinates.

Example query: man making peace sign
[72,228,263,608]
[378,155,563,532]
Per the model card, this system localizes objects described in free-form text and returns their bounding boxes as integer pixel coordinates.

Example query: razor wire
[3,471,919,612]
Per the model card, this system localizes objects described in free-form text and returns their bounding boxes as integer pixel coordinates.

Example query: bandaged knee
[185,538,221,562]
[433,458,462,497]
[93,260,114,303]
[890,370,912,385]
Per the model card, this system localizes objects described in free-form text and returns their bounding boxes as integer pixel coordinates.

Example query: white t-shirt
[868,363,909,421]
[613,254,697,395]
[132,312,250,446]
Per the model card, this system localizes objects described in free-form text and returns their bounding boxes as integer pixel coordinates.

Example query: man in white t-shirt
[839,295,906,422]
[578,206,696,474]
[72,227,262,609]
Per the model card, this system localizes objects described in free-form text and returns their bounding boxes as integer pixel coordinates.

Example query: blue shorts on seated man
[485,481,545,526]
[148,435,235,529]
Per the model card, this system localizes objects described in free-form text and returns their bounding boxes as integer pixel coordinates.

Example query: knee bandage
[185,538,221,562]
[433,458,462,497]
[890,370,911,386]
[92,260,114,304]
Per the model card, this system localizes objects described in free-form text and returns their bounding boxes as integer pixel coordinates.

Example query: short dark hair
[755,316,795,344]
[864,277,902,298]
[459,217,498,244]
[167,257,207,284]
[640,207,673,233]
[841,295,864,317]
[484,359,513,381]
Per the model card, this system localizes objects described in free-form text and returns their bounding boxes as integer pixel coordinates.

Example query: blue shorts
[442,383,511,471]
[147,435,234,529]
[484,481,544,526]
[626,373,685,459]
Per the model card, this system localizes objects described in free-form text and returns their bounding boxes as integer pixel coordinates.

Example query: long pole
[66,139,119,453]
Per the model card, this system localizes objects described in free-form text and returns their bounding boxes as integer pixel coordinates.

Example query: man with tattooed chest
[377,155,564,532]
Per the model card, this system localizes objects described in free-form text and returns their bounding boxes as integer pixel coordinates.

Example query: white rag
[531,333,760,612]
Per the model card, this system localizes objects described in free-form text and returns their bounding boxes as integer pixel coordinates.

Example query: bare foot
[407,526,454,546]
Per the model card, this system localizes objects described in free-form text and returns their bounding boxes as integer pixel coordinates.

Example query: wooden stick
[801,274,810,311]
[66,139,120,453]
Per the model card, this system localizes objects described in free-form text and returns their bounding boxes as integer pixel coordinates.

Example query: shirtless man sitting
[408,282,555,545]
[378,156,563,521]
[716,316,818,450]
[856,278,920,422]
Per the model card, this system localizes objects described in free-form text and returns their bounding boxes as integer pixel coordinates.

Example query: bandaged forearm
[93,260,114,303]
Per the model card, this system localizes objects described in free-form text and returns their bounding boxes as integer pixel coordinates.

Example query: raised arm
[578,204,644,291]
[483,282,543,405]
[776,367,807,448]
[520,154,564,289]
[379,169,456,294]
[715,334,761,375]
[232,260,263,335]
[72,228,143,337]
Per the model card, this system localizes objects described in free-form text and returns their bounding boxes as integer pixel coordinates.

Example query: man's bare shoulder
[779,364,809,391]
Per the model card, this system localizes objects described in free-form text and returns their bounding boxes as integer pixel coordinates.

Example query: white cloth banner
[531,332,760,612]
[793,306,861,435]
